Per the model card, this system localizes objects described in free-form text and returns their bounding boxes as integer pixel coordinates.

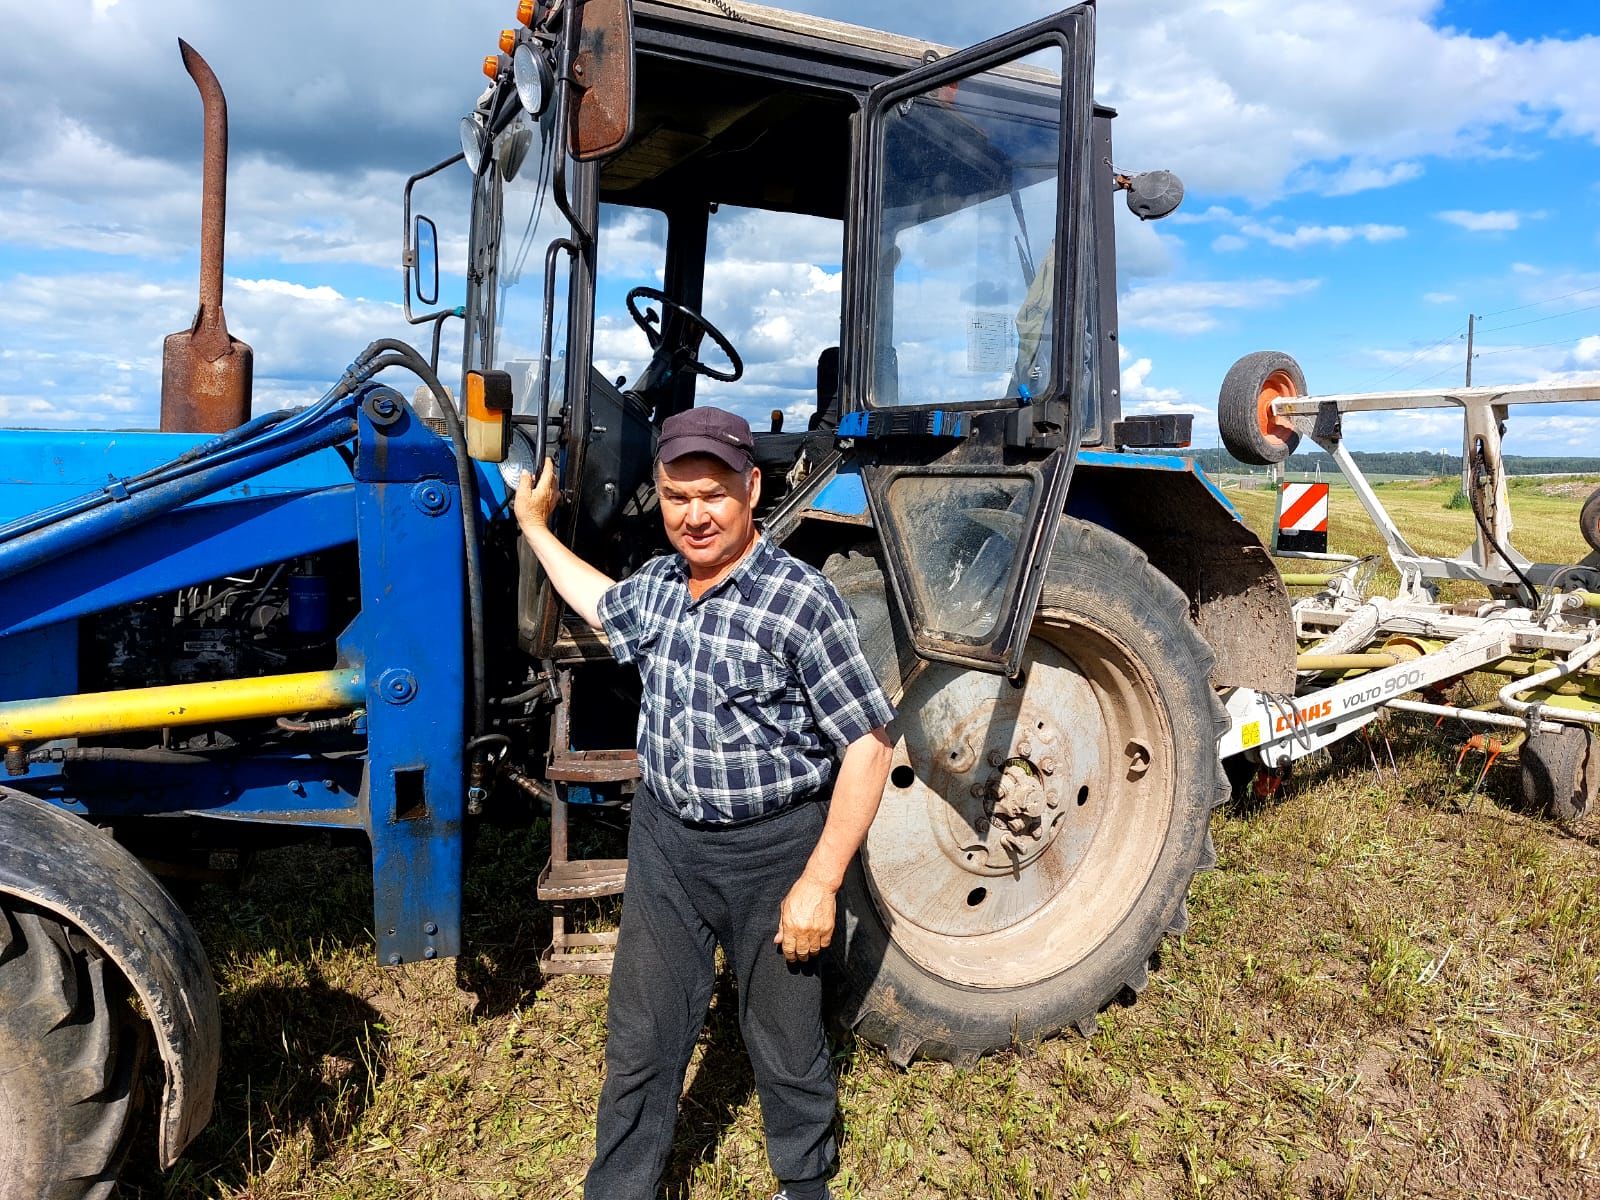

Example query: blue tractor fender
[0,788,220,1168]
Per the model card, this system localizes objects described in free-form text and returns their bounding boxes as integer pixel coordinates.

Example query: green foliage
[1446,486,1470,510]
[1187,446,1600,478]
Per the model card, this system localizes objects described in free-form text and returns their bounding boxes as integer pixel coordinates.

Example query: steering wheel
[625,285,744,383]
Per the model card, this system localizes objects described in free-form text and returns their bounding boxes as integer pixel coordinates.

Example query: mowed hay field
[122,478,1600,1200]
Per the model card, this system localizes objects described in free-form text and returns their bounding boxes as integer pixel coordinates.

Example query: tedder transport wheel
[1218,350,1304,466]
[0,898,149,1200]
[1581,487,1600,555]
[825,519,1228,1066]
[1520,725,1598,822]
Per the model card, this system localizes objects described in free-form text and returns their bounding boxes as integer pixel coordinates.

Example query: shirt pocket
[712,657,805,750]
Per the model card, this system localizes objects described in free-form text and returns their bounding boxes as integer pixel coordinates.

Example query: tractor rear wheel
[0,898,149,1200]
[826,518,1227,1065]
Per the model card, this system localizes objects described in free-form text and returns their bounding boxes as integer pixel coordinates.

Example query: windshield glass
[869,53,1063,408]
[486,105,572,417]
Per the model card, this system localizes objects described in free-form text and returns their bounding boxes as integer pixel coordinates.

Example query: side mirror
[412,215,440,307]
[568,0,635,161]
[1115,169,1185,222]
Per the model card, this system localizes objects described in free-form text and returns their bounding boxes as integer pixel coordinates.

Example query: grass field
[122,477,1600,1200]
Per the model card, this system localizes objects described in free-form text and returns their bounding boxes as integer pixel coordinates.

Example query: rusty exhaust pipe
[161,39,253,433]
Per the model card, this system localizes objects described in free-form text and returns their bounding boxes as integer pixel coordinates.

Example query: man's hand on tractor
[513,458,615,632]
[514,458,560,534]
[775,871,837,963]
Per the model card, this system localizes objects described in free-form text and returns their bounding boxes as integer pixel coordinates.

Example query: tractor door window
[593,204,667,389]
[869,52,1064,408]
[701,205,843,429]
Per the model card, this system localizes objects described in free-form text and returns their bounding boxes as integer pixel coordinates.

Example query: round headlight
[459,114,489,175]
[514,43,553,117]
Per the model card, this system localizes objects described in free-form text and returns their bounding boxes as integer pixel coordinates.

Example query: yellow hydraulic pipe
[0,669,366,743]
[1296,652,1402,672]
[1280,573,1339,587]
[1575,591,1600,611]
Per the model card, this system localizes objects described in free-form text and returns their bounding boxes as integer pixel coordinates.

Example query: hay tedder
[1214,353,1600,816]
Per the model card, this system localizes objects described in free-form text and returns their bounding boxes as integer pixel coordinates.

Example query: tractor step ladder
[536,789,627,975]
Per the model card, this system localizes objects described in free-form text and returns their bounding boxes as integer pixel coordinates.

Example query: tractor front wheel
[0,898,149,1200]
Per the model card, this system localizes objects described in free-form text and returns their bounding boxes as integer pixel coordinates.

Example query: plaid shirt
[596,536,896,824]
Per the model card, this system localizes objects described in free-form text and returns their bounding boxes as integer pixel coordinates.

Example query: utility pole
[1465,313,1475,387]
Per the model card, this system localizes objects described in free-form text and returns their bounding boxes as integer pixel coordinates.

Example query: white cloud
[1118,350,1183,410]
[0,270,419,429]
[1436,209,1533,232]
[1121,277,1321,335]
[1237,220,1407,250]
[1193,207,1407,253]
[1094,1,1600,199]
[1113,203,1180,279]
[1311,159,1425,196]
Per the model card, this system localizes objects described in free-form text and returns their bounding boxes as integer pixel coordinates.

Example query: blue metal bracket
[342,401,466,966]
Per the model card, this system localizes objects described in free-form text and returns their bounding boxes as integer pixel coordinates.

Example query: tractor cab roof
[603,0,1111,220]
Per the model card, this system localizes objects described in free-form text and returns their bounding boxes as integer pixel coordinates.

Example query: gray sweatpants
[583,793,837,1199]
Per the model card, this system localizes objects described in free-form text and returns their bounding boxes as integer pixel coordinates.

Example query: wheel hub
[865,644,1109,940]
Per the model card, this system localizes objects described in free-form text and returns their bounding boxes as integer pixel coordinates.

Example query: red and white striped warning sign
[1274,481,1328,553]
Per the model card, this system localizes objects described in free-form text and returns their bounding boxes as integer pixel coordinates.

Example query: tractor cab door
[845,7,1097,675]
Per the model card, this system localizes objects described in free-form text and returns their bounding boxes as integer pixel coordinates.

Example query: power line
[1476,281,1600,322]
[1367,327,1465,388]
[1473,334,1593,360]
[1409,359,1470,389]
[1476,299,1600,336]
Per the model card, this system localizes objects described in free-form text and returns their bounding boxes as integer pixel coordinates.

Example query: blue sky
[2,0,1598,456]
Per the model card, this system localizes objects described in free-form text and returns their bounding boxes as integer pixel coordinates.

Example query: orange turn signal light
[465,370,514,463]
[499,28,517,54]
[517,0,537,26]
[482,54,503,81]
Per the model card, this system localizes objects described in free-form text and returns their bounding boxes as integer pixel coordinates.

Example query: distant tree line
[1183,448,1600,477]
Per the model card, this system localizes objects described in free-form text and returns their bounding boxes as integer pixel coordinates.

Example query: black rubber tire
[1581,487,1600,555]
[1217,350,1305,466]
[825,520,1228,1066]
[1520,725,1597,822]
[0,899,149,1200]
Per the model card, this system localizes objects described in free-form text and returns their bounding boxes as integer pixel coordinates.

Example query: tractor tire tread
[0,899,147,1199]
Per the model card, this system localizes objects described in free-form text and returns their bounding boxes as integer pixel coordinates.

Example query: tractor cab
[409,0,1172,672]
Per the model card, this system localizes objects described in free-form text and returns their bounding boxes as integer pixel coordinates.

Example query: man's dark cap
[657,406,755,473]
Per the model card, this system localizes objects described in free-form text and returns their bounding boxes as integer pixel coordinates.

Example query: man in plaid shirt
[515,405,895,1200]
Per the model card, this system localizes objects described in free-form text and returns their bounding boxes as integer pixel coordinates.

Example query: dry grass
[121,477,1600,1199]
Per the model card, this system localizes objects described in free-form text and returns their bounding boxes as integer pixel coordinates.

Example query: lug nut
[988,749,1005,768]
[1018,738,1033,757]
[1040,756,1057,774]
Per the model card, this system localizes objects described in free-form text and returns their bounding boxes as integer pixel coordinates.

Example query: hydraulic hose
[1468,443,1539,609]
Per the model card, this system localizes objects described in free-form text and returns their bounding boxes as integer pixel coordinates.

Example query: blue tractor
[0,1,1290,1192]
